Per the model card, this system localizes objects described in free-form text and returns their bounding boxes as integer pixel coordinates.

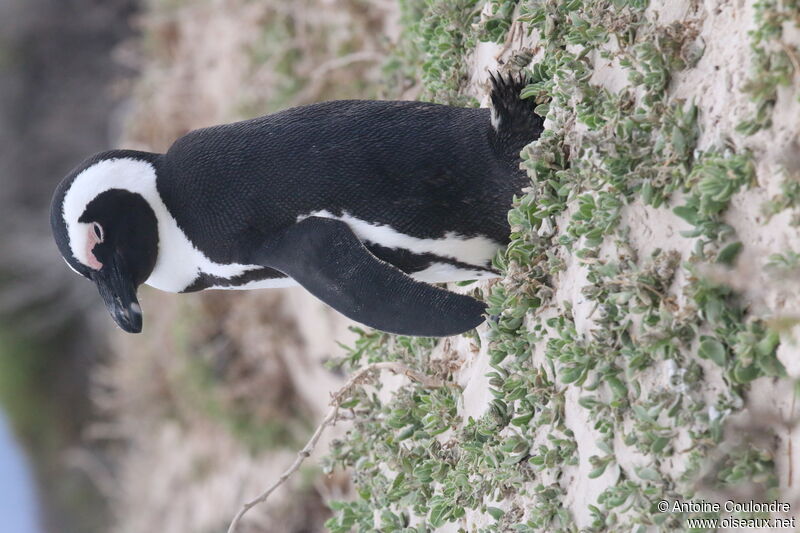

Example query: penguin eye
[92,222,104,242]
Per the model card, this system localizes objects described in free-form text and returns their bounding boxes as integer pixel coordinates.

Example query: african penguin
[50,73,544,337]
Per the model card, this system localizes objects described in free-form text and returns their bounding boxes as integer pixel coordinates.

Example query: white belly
[150,210,503,292]
[211,262,501,290]
[299,210,501,267]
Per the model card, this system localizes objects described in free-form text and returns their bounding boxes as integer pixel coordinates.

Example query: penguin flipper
[253,216,486,337]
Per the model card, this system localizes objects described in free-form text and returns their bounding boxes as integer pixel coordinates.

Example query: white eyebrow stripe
[62,158,159,267]
[61,157,262,293]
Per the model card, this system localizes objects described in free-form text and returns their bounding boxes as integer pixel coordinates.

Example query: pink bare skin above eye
[85,226,103,270]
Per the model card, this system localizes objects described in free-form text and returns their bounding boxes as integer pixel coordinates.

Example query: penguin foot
[488,71,545,154]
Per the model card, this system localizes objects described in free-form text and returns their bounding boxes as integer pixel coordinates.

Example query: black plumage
[51,73,544,336]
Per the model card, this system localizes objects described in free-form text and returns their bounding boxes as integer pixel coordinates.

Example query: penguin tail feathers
[488,71,544,153]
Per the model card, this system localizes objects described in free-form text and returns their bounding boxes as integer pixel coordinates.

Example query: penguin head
[51,151,161,333]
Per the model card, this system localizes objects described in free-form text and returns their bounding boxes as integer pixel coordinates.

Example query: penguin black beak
[92,255,142,334]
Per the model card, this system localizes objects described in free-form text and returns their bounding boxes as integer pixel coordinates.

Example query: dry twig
[226,361,446,533]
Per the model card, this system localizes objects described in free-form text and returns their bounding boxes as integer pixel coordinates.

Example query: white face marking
[299,210,501,268]
[61,157,261,293]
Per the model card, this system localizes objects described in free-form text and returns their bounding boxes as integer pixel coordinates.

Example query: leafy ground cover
[322,0,800,531]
